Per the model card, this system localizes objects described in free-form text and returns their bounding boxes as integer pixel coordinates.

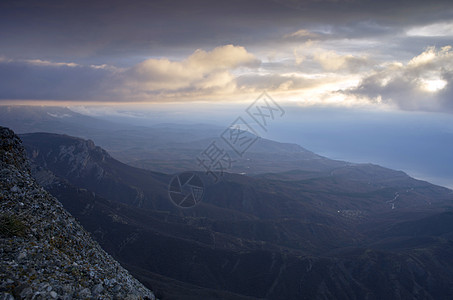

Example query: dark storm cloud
[1,0,452,62]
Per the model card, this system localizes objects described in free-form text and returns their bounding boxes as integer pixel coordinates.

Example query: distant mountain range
[0,105,222,159]
[2,105,453,188]
[1,105,342,175]
[0,105,410,176]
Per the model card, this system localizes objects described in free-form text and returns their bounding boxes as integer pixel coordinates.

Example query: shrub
[0,214,27,237]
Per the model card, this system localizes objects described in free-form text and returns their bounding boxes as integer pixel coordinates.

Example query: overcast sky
[1,0,452,112]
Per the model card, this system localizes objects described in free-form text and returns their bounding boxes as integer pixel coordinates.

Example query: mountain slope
[20,132,172,211]
[0,127,155,299]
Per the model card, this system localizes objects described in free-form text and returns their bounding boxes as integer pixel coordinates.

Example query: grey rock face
[0,127,155,300]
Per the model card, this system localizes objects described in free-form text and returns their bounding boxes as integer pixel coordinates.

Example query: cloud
[0,58,115,100]
[407,22,453,37]
[24,59,79,68]
[2,39,453,113]
[284,29,320,40]
[0,45,260,102]
[291,41,373,72]
[1,0,452,61]
[0,44,366,104]
[348,46,453,112]
[120,45,260,97]
[313,51,371,72]
[236,73,345,92]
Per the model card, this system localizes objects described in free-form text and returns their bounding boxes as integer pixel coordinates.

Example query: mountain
[2,105,453,189]
[17,131,453,299]
[123,135,349,175]
[0,127,155,299]
[19,132,171,211]
[0,105,349,174]
[0,105,222,160]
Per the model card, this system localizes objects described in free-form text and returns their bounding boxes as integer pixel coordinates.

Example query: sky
[1,0,453,187]
[0,0,452,110]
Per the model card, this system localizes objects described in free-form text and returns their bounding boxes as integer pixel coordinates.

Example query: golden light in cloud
[3,42,451,110]
[123,45,260,94]
[421,79,447,92]
[408,46,452,67]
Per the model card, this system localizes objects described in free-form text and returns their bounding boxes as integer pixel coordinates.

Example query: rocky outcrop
[0,127,155,299]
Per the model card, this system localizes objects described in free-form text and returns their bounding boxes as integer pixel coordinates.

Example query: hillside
[0,127,156,299]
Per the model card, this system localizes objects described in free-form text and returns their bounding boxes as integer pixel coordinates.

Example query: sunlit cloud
[2,41,453,113]
[119,45,260,98]
[347,46,453,112]
[24,59,79,68]
[407,22,453,37]
[313,51,370,72]
[420,79,447,92]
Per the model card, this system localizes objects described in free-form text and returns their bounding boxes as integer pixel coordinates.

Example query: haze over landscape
[1,0,453,187]
[2,0,453,299]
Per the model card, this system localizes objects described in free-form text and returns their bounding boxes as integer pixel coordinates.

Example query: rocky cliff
[0,126,155,299]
